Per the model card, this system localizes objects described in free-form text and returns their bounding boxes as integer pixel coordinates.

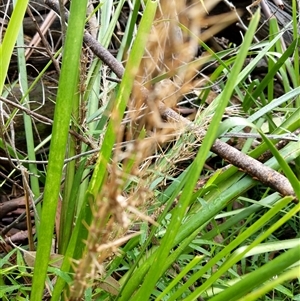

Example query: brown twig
[0,170,24,190]
[24,0,68,66]
[45,0,125,79]
[0,96,53,125]
[20,167,35,251]
[159,102,296,197]
[25,6,61,74]
[0,96,97,151]
[45,0,296,198]
[257,128,300,162]
[211,139,295,196]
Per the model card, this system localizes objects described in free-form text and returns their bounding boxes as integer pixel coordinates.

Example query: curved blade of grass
[155,255,204,301]
[241,266,300,301]
[258,130,300,199]
[13,0,41,232]
[247,86,300,123]
[209,243,300,301]
[128,9,260,301]
[202,192,282,240]
[234,238,300,257]
[243,38,298,110]
[217,117,257,137]
[150,139,300,300]
[30,0,88,299]
[0,0,29,94]
[171,196,294,301]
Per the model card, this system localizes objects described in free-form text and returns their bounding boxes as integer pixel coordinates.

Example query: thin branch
[26,7,61,74]
[222,132,299,142]
[45,0,125,79]
[211,139,295,196]
[0,96,97,151]
[0,96,53,125]
[159,101,296,197]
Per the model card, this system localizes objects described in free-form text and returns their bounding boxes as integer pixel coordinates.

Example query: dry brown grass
[69,1,239,297]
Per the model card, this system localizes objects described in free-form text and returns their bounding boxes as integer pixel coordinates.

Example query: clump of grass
[0,0,299,300]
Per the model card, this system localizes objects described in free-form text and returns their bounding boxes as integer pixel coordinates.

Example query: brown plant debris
[42,0,299,199]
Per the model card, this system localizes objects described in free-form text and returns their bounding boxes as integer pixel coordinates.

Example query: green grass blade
[241,266,300,301]
[0,0,29,94]
[73,0,158,255]
[155,255,204,301]
[258,130,299,199]
[130,9,260,301]
[244,39,298,110]
[14,0,41,231]
[30,0,88,299]
[247,87,300,123]
[292,0,300,106]
[58,158,87,255]
[85,0,158,199]
[51,0,158,297]
[202,193,281,240]
[209,244,300,301]
[171,196,294,301]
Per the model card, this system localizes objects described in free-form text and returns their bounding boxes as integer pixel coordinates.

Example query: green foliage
[0,0,29,94]
[30,0,89,299]
[0,1,299,300]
